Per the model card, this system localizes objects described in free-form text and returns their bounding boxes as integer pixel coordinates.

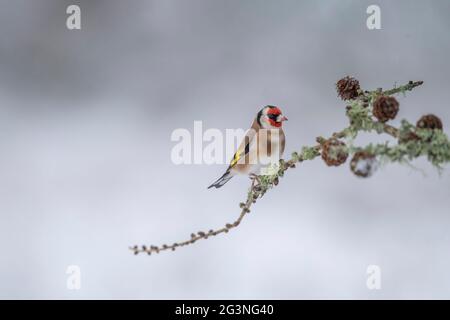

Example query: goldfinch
[208,105,287,189]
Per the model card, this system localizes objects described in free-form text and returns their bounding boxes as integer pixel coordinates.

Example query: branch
[130,78,450,255]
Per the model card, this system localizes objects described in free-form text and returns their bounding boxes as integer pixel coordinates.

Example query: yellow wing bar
[230,152,241,167]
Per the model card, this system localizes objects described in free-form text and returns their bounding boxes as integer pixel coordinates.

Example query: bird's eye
[267,114,278,120]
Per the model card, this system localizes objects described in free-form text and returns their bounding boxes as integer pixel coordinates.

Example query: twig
[130,79,450,256]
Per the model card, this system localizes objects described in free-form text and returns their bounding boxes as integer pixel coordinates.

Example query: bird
[208,105,287,189]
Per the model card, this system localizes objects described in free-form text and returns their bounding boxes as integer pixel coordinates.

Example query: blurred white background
[0,0,449,299]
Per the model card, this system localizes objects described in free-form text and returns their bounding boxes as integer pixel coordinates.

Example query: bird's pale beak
[280,115,288,121]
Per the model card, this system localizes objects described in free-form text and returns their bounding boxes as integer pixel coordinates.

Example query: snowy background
[1,0,450,299]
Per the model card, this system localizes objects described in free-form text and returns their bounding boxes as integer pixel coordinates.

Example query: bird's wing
[228,119,260,169]
[280,129,286,155]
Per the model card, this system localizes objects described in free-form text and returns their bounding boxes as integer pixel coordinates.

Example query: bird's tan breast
[257,128,285,161]
[231,128,285,174]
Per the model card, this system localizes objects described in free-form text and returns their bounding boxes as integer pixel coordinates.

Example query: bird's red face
[262,106,288,128]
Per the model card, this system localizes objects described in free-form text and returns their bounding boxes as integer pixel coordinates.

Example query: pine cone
[416,114,443,130]
[321,138,348,166]
[336,76,360,100]
[372,96,399,122]
[350,151,377,178]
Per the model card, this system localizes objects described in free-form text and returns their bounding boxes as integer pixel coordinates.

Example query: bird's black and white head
[257,105,288,129]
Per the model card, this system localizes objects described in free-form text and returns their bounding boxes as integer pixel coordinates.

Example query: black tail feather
[208,171,233,189]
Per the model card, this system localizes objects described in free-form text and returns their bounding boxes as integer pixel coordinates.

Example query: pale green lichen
[260,162,280,176]
[300,146,320,160]
[356,120,450,170]
[346,100,372,134]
